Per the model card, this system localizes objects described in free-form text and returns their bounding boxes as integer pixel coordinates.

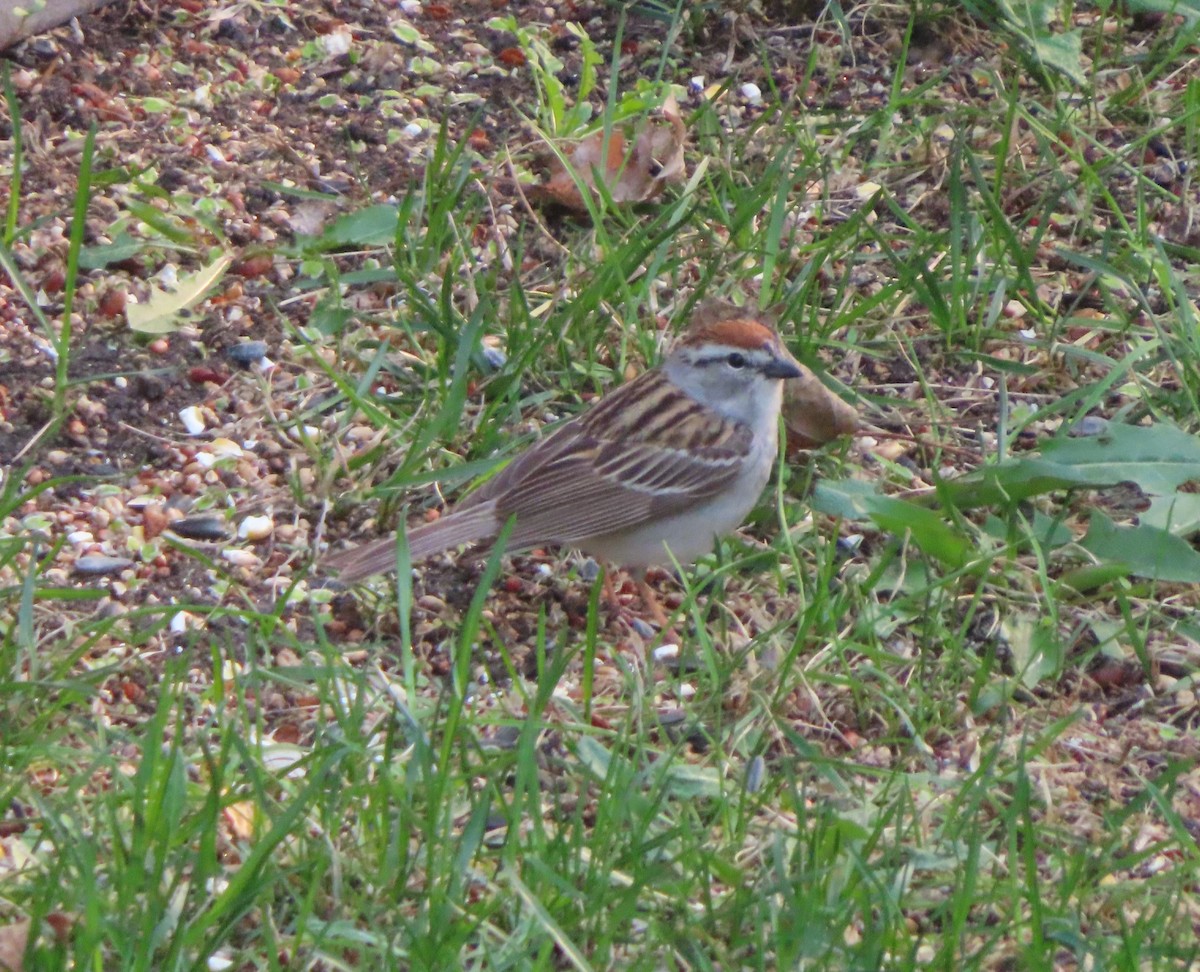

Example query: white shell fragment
[653,643,680,662]
[238,515,274,541]
[322,29,353,57]
[740,82,762,105]
[179,406,206,436]
[211,438,244,459]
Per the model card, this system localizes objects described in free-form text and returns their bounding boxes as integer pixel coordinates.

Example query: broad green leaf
[572,735,613,779]
[814,480,970,567]
[1027,29,1085,86]
[651,762,724,799]
[323,205,400,246]
[981,511,1073,549]
[1141,493,1200,537]
[1002,612,1064,688]
[1080,512,1200,583]
[78,230,151,269]
[127,255,232,334]
[1124,0,1200,23]
[940,423,1200,509]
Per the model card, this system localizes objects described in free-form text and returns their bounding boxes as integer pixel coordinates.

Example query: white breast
[580,395,782,568]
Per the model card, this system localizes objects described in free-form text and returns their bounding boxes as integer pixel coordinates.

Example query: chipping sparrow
[326,309,803,614]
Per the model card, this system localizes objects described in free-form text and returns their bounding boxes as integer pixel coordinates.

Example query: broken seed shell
[74,554,135,575]
[237,515,274,541]
[170,516,228,540]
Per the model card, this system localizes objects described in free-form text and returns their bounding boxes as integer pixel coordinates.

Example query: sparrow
[326,307,803,621]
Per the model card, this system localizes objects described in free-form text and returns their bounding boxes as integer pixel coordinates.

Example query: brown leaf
[0,914,72,972]
[783,370,858,451]
[530,94,688,213]
[0,920,28,972]
[223,800,258,842]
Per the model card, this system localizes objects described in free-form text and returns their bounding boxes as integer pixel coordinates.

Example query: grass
[4,1,1200,969]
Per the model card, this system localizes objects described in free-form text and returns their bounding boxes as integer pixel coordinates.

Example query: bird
[325,307,804,624]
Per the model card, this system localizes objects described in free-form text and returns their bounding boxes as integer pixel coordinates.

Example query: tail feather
[324,503,498,584]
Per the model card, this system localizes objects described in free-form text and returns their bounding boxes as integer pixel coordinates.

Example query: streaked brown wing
[453,368,752,547]
[494,426,752,548]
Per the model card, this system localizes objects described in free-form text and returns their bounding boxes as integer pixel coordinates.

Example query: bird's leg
[636,574,671,630]
[598,568,677,642]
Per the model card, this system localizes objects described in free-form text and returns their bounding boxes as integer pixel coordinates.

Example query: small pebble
[740,82,762,105]
[171,516,228,540]
[1071,415,1109,437]
[29,37,58,58]
[480,346,507,372]
[745,755,766,794]
[403,122,423,137]
[75,554,134,575]
[653,643,680,662]
[484,724,523,744]
[322,29,352,57]
[238,514,274,541]
[656,708,686,728]
[206,951,235,972]
[179,406,206,436]
[66,530,95,546]
[836,534,863,556]
[227,341,269,366]
[1002,299,1026,319]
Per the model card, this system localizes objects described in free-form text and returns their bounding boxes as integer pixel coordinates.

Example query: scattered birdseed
[74,554,134,575]
[171,516,228,541]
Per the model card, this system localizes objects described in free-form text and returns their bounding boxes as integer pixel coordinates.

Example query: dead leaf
[531,94,687,213]
[223,800,258,842]
[127,255,233,335]
[783,370,859,451]
[0,920,27,972]
[0,914,72,972]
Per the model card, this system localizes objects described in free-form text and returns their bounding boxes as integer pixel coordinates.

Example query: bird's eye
[727,352,746,369]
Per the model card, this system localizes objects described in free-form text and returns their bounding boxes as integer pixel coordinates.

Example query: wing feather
[497,432,752,548]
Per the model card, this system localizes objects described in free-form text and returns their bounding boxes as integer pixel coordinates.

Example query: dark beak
[763,356,804,380]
